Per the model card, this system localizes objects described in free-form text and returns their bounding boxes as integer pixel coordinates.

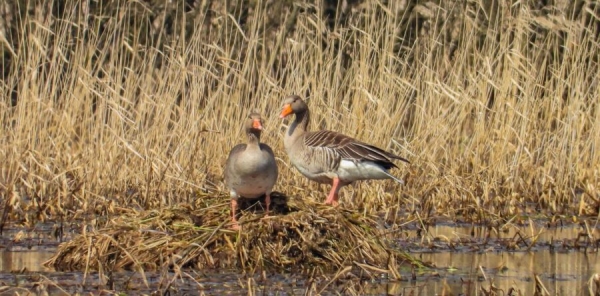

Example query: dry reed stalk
[0,1,597,230]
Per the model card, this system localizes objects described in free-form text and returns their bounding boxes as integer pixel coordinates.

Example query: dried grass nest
[45,192,422,277]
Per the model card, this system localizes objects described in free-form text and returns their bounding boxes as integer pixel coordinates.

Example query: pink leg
[264,194,271,216]
[325,177,342,207]
[230,199,241,230]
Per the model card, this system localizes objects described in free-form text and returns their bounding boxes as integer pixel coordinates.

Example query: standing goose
[279,95,409,206]
[225,112,278,230]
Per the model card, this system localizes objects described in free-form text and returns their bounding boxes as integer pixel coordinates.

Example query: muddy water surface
[0,222,598,295]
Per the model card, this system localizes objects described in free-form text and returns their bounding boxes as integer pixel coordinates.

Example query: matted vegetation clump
[45,194,418,276]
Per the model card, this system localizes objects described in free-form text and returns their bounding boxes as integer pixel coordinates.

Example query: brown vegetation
[0,0,599,275]
[44,193,422,276]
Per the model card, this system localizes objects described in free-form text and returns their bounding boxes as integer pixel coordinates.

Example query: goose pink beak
[252,119,263,130]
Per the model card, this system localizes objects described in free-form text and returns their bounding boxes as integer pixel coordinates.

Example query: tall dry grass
[0,1,598,226]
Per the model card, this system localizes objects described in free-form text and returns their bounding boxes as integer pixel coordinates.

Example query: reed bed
[0,0,599,270]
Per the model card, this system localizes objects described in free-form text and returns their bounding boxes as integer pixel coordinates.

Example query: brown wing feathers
[303,130,409,167]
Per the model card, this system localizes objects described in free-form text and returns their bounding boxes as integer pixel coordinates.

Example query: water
[0,250,54,272]
[360,250,599,295]
[0,222,598,295]
[379,222,600,295]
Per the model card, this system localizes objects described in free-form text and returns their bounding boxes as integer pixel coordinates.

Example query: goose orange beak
[252,119,263,130]
[279,104,293,118]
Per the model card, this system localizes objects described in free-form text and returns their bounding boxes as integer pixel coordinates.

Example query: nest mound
[45,193,419,276]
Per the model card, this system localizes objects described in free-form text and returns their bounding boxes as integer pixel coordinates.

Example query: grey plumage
[224,112,278,229]
[279,95,409,205]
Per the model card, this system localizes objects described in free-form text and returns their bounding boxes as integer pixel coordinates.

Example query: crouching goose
[279,95,409,206]
[225,112,278,230]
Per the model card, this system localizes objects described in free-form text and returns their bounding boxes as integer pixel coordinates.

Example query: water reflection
[372,223,600,295]
[0,223,597,295]
[426,223,598,242]
[0,251,54,272]
[392,250,599,295]
[3,247,594,295]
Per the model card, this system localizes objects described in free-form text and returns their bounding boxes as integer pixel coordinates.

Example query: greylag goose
[279,95,409,206]
[225,112,278,230]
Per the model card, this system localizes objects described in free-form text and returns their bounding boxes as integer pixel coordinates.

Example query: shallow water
[362,250,599,295]
[0,222,598,295]
[0,250,54,272]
